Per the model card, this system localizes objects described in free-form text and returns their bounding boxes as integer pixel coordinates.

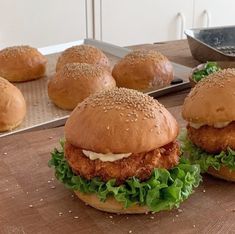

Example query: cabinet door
[0,0,88,48]
[194,0,235,28]
[94,0,194,46]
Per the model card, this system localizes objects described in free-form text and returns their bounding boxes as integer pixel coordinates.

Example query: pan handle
[203,10,211,27]
[177,12,185,39]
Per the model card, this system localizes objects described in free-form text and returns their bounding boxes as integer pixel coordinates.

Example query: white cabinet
[1,0,235,48]
[0,0,90,48]
[94,0,194,46]
[194,0,235,28]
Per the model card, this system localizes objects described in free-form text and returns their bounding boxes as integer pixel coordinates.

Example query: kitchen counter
[1,40,234,234]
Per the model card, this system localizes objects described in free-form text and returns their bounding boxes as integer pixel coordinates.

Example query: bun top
[0,45,47,82]
[0,77,26,131]
[56,45,110,71]
[65,88,178,154]
[0,45,42,59]
[112,49,173,90]
[48,63,116,110]
[120,49,168,63]
[182,68,235,124]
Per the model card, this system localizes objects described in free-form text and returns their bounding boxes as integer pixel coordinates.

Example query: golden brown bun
[0,77,26,131]
[0,45,47,82]
[75,191,150,214]
[65,88,178,153]
[112,49,173,91]
[182,69,235,124]
[208,166,235,182]
[48,63,116,110]
[56,45,110,71]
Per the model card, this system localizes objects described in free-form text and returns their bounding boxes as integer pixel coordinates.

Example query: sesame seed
[29,205,33,208]
[0,45,38,59]
[50,186,56,189]
[74,216,79,219]
[57,44,109,71]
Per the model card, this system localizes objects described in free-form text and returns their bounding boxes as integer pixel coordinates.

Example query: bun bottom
[74,191,150,214]
[207,166,235,182]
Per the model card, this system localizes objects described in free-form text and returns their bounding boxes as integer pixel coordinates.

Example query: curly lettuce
[48,141,201,212]
[180,129,235,172]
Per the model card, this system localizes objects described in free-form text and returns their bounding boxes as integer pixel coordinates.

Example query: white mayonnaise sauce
[189,121,231,129]
[82,150,132,162]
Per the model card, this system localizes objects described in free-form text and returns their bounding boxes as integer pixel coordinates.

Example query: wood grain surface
[1,40,235,234]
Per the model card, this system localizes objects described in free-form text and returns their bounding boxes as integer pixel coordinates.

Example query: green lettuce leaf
[180,129,235,172]
[48,141,201,212]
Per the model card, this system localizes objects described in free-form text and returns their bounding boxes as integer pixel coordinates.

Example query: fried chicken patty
[187,122,235,153]
[64,141,179,183]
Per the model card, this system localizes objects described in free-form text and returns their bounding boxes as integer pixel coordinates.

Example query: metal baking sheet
[0,39,191,138]
[185,26,235,62]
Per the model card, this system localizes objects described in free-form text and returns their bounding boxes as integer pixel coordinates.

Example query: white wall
[0,0,87,48]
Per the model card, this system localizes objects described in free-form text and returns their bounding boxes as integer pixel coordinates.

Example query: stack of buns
[48,45,116,110]
[0,45,47,132]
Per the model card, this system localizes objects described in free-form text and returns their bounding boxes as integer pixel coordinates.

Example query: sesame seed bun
[0,45,47,82]
[75,191,150,214]
[56,45,110,72]
[182,69,235,124]
[0,77,26,132]
[112,49,173,91]
[65,88,178,153]
[48,63,116,110]
[207,166,235,182]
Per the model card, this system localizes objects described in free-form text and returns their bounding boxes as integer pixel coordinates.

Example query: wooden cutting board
[1,96,235,234]
[1,40,235,234]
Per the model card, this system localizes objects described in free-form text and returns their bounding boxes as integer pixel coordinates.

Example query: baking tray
[0,39,191,138]
[185,26,235,62]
